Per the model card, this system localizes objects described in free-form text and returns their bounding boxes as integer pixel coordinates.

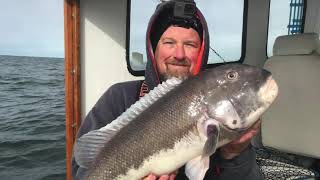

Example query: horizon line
[0,54,64,59]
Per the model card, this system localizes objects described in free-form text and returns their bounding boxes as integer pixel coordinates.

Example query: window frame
[206,0,248,69]
[126,0,144,76]
[126,0,249,76]
[266,0,307,58]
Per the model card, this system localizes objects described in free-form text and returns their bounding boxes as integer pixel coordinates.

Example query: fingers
[219,120,262,159]
[169,173,176,180]
[230,120,261,144]
[143,174,157,180]
[236,128,257,144]
[142,173,176,180]
[246,120,261,138]
[252,120,261,130]
[159,174,176,180]
[158,175,169,180]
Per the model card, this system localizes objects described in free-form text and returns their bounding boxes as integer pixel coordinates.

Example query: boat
[64,0,320,179]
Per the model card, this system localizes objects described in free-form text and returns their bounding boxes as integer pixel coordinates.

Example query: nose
[174,45,185,60]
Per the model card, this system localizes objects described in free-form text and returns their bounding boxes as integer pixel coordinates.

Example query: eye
[185,43,197,48]
[226,71,238,80]
[164,41,173,44]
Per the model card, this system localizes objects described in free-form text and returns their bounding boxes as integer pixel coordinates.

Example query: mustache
[166,59,191,66]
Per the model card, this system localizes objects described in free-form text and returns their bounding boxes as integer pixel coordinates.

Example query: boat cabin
[64,0,320,179]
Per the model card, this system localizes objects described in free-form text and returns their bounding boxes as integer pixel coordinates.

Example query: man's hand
[220,120,261,159]
[142,173,176,180]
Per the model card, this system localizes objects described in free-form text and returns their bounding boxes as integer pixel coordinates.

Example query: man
[72,1,263,179]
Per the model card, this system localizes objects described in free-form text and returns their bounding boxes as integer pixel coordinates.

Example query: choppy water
[0,55,66,180]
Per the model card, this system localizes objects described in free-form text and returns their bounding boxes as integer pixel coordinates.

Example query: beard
[161,69,191,80]
[159,59,192,81]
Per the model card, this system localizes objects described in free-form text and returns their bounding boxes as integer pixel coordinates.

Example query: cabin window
[127,0,246,75]
[267,0,306,57]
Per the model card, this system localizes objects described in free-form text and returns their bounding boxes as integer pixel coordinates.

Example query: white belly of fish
[116,132,206,180]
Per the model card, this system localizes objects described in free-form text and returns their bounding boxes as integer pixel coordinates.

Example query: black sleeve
[175,145,263,180]
[210,145,263,180]
[71,81,141,180]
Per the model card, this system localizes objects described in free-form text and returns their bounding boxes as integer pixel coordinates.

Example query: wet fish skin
[76,64,278,180]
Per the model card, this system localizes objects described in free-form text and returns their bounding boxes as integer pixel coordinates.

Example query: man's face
[154,26,201,80]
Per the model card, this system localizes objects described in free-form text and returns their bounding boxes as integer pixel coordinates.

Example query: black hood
[145,0,210,91]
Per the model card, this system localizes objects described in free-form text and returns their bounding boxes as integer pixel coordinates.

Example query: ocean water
[0,55,66,180]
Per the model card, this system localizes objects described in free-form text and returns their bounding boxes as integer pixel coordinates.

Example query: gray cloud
[0,0,64,57]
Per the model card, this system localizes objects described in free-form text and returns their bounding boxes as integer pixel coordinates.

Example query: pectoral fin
[203,123,219,157]
[186,120,220,180]
[74,129,111,168]
[185,156,210,180]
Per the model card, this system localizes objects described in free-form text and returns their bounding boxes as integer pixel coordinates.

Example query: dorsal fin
[74,77,183,168]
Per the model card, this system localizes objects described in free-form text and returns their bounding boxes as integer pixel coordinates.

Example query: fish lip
[220,123,246,133]
[257,75,279,108]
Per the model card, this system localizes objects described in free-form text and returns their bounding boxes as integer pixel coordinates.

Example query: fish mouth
[220,123,247,133]
[258,76,279,106]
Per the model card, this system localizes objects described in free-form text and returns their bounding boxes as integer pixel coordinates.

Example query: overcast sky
[0,0,64,58]
[0,0,292,59]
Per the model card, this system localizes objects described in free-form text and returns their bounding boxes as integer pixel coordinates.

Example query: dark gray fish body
[75,64,278,180]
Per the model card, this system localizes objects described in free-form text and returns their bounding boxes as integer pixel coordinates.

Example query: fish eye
[226,71,238,80]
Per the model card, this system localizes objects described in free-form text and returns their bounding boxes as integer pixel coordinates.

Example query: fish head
[202,64,278,131]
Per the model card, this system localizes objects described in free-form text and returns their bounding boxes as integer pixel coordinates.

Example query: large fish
[74,64,278,180]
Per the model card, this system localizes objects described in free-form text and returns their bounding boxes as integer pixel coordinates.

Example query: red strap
[139,81,149,98]
[192,36,205,76]
[192,11,206,76]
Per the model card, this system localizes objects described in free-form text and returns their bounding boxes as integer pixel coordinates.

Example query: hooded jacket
[72,1,263,179]
[144,0,210,92]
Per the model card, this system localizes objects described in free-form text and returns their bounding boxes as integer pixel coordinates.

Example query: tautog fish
[74,64,278,180]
